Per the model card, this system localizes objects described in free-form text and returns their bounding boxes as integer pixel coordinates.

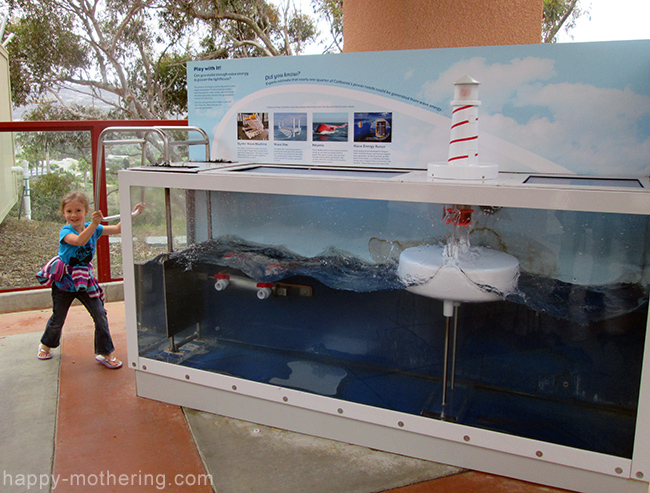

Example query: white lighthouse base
[398,245,519,303]
[428,162,499,181]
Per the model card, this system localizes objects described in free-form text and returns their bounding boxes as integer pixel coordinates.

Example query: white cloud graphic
[484,82,650,174]
[423,56,650,175]
[420,56,557,112]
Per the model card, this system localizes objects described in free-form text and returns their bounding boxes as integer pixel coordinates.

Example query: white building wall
[0,43,16,223]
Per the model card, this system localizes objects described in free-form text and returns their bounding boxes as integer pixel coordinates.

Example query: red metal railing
[0,119,187,288]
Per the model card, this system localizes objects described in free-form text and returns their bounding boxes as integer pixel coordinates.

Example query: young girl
[36,191,144,369]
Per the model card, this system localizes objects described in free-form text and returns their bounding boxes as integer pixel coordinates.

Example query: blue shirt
[58,222,104,267]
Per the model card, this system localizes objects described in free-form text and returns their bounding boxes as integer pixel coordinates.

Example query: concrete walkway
[0,302,572,492]
[0,331,59,491]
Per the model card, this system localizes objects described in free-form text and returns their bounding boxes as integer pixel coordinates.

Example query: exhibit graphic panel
[188,40,650,176]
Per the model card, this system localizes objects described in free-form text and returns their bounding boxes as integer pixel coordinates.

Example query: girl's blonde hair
[60,191,90,214]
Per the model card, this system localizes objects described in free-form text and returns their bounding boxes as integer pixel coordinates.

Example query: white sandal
[37,345,52,360]
[95,354,122,369]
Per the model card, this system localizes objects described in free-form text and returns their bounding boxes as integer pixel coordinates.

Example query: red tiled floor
[49,302,212,492]
[385,471,573,493]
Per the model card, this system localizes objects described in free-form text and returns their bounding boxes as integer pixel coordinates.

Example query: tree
[162,0,317,58]
[542,0,588,43]
[312,0,342,53]
[4,0,319,121]
[5,0,196,119]
[4,3,88,108]
[9,0,159,118]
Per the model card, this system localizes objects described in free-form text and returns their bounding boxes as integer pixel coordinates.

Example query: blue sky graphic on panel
[188,40,650,175]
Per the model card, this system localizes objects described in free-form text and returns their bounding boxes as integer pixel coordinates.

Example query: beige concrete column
[343,0,543,52]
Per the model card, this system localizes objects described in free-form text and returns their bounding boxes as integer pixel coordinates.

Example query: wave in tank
[157,236,648,324]
[506,274,648,327]
[163,235,404,292]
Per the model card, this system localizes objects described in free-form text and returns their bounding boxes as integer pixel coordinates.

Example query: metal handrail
[93,126,210,212]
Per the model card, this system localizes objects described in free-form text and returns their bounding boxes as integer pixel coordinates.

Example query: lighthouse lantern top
[452,75,481,105]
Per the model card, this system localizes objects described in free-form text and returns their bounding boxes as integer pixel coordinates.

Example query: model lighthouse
[429,75,498,181]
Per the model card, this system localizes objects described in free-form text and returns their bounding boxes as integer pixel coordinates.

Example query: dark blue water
[140,236,648,458]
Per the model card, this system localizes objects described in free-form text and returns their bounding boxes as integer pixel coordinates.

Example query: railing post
[92,121,112,283]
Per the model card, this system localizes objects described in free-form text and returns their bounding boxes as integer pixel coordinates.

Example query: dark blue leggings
[40,286,114,356]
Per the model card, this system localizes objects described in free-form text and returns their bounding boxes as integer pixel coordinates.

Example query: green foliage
[286,12,317,54]
[24,101,107,122]
[6,0,170,119]
[132,51,192,118]
[312,0,342,53]
[543,0,587,43]
[5,0,323,120]
[159,0,318,57]
[6,2,89,106]
[29,172,75,222]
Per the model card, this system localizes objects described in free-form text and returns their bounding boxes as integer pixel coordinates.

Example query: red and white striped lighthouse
[429,75,498,181]
[448,75,480,166]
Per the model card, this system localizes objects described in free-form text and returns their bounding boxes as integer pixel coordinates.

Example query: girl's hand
[132,203,146,216]
[91,210,103,225]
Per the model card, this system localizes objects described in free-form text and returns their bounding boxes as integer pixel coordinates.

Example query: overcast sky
[557,0,650,43]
